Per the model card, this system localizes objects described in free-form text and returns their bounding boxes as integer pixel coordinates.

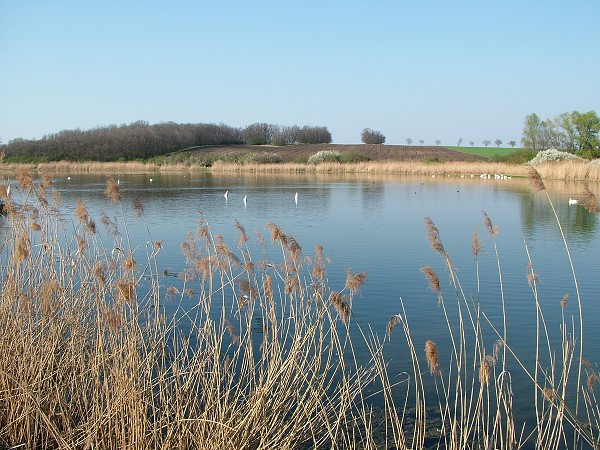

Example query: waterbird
[294,192,298,205]
[149,178,153,183]
[243,195,247,206]
[569,198,578,205]
[224,190,228,201]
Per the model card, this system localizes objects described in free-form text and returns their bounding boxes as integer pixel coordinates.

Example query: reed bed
[0,171,598,449]
[1,158,599,181]
[211,160,600,181]
[0,161,160,174]
[189,160,600,181]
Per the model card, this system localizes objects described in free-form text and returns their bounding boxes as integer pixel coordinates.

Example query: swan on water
[294,192,298,205]
[569,198,578,205]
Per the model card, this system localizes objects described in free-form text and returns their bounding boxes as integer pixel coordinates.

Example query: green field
[446,146,522,158]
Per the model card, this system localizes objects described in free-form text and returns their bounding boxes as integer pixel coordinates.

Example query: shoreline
[1,159,599,181]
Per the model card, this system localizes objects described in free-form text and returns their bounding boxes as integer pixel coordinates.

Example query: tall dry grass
[210,160,600,180]
[0,173,381,449]
[1,158,599,181]
[0,171,598,449]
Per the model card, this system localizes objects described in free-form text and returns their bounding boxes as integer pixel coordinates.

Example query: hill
[177,144,488,163]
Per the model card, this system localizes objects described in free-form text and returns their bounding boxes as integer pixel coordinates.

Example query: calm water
[15,171,600,430]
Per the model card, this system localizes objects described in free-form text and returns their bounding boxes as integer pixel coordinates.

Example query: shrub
[490,148,536,164]
[307,150,341,164]
[529,148,586,164]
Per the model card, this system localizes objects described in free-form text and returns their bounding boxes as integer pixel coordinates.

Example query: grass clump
[341,147,371,163]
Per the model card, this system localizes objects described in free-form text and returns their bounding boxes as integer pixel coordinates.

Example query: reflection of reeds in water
[0,171,598,449]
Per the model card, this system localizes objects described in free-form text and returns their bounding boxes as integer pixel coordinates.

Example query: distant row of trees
[521,110,600,158]
[1,121,332,161]
[457,137,517,148]
[359,130,517,148]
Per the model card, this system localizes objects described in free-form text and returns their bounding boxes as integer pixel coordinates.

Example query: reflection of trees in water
[520,192,598,242]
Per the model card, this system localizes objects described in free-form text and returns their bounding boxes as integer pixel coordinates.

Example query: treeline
[522,110,600,158]
[1,121,332,162]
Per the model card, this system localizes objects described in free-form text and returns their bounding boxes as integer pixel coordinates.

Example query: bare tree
[469,141,474,147]
[508,140,516,148]
[296,126,332,144]
[483,139,491,147]
[361,128,386,144]
[494,139,503,147]
[406,138,413,145]
[243,123,272,145]
[457,137,463,146]
[435,139,441,146]
[419,139,424,146]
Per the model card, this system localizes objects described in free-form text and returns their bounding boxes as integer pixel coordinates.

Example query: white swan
[568,198,578,205]
[294,192,298,205]
[224,190,228,201]
[243,195,247,206]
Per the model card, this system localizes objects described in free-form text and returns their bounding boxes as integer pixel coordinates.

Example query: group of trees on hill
[1,121,332,162]
[361,128,386,144]
[521,110,600,158]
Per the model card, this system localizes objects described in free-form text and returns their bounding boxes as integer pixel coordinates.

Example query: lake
[9,170,600,439]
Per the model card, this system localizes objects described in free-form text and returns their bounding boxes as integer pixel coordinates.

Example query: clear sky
[1,1,599,146]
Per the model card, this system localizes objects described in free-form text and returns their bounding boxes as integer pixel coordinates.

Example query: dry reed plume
[581,185,600,213]
[424,340,440,375]
[424,216,446,257]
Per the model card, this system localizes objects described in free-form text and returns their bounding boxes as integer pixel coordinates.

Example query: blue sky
[1,1,599,146]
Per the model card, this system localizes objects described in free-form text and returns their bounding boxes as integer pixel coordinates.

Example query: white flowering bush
[307,150,341,164]
[529,149,585,164]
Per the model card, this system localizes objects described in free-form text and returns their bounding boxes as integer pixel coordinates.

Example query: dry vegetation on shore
[1,158,600,181]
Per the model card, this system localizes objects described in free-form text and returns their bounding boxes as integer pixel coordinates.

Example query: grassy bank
[0,172,598,449]
[1,159,600,181]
